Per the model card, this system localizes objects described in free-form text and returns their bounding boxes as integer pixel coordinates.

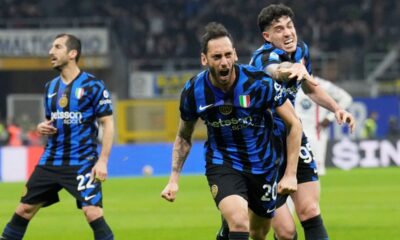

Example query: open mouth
[220,69,229,76]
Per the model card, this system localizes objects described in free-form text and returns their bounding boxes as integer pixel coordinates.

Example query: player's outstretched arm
[161,119,197,202]
[92,115,114,182]
[267,62,318,85]
[302,82,356,133]
[275,100,302,194]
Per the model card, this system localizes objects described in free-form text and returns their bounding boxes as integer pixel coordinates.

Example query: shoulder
[183,70,206,90]
[81,71,107,87]
[240,64,266,77]
[297,40,310,54]
[239,64,274,87]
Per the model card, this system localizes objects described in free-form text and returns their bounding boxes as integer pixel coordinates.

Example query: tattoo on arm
[171,120,196,173]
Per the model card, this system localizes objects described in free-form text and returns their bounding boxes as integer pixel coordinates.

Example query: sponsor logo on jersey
[205,116,255,131]
[51,110,82,124]
[99,99,112,105]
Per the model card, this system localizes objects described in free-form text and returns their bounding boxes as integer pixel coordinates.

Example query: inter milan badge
[219,105,232,115]
[58,94,68,108]
[211,184,218,199]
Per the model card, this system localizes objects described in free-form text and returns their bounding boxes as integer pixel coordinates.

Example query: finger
[90,168,96,182]
[288,72,298,79]
[161,192,174,202]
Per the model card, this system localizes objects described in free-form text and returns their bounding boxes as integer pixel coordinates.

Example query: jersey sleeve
[262,77,287,109]
[44,82,51,120]
[260,50,283,72]
[302,42,313,75]
[179,78,198,121]
[93,80,113,118]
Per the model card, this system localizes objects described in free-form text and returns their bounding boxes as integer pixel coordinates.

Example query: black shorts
[275,135,319,208]
[21,165,103,209]
[205,164,278,218]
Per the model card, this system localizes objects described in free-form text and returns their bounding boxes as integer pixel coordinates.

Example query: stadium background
[0,0,399,239]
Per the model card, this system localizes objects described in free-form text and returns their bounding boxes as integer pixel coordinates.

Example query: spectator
[387,116,400,138]
[362,111,378,139]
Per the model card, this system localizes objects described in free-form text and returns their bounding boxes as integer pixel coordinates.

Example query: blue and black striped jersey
[180,64,287,175]
[39,71,113,166]
[250,41,312,134]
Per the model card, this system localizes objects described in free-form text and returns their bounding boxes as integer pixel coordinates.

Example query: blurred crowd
[0,117,43,146]
[1,0,399,60]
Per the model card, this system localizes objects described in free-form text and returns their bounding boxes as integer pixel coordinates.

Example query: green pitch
[1,167,399,239]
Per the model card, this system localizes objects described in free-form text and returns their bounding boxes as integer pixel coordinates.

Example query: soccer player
[217,4,356,240]
[295,76,353,175]
[161,22,303,240]
[0,34,114,240]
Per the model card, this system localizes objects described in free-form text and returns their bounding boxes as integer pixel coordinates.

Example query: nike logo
[84,195,96,201]
[267,207,276,213]
[199,103,214,111]
[198,100,225,112]
[47,92,57,98]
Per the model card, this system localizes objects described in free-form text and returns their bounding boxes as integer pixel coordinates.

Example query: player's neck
[60,64,81,84]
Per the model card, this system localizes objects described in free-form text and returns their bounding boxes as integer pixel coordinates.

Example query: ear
[69,49,78,61]
[262,31,270,42]
[233,48,238,62]
[201,53,207,67]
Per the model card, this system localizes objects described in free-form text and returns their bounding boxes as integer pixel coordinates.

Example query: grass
[0,167,399,239]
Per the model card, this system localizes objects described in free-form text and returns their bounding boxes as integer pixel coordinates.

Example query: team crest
[239,95,250,108]
[58,94,68,108]
[211,184,218,199]
[219,105,232,115]
[75,88,85,99]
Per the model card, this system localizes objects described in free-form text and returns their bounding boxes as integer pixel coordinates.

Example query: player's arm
[319,80,354,129]
[91,115,114,182]
[266,62,318,85]
[275,100,302,194]
[161,119,197,202]
[302,81,355,132]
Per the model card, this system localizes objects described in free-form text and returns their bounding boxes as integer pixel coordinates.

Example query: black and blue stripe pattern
[250,41,312,134]
[180,64,286,176]
[39,71,113,166]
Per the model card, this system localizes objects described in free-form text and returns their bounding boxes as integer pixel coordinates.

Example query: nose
[283,27,291,36]
[48,47,54,55]
[220,56,228,66]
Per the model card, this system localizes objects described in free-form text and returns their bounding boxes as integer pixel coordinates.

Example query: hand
[335,109,356,133]
[279,63,319,86]
[37,119,57,136]
[317,118,331,131]
[277,175,297,195]
[161,182,179,202]
[91,158,108,182]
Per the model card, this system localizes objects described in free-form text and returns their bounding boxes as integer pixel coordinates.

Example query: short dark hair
[257,4,295,32]
[54,33,82,62]
[200,22,234,54]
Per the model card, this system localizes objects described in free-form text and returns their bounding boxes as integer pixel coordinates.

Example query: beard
[52,61,67,72]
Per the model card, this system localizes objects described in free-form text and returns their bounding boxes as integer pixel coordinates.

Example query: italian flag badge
[75,88,85,99]
[239,95,250,108]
